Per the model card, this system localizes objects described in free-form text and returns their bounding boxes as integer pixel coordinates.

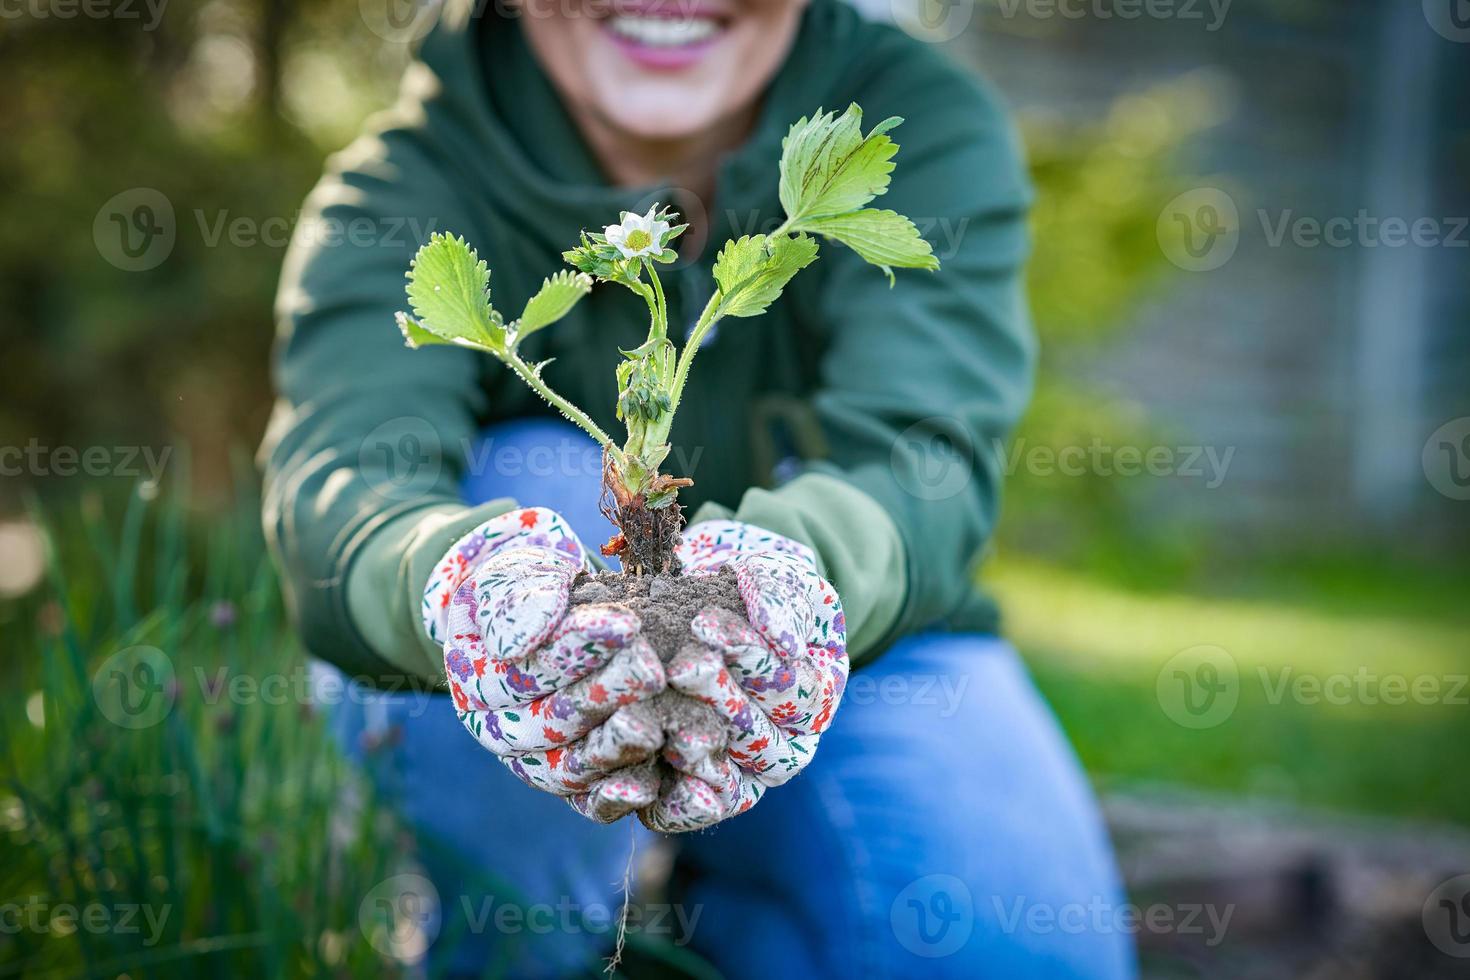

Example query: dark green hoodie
[260,0,1035,683]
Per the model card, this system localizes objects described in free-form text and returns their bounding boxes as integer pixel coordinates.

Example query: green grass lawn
[986,555,1470,825]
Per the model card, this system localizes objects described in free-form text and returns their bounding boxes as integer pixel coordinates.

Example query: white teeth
[606,14,720,47]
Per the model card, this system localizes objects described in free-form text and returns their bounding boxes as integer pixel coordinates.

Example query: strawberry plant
[396,104,938,572]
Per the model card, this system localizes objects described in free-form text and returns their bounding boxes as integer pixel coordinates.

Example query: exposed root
[599,452,688,576]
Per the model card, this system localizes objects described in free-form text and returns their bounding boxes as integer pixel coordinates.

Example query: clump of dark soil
[571,566,743,659]
[569,567,745,812]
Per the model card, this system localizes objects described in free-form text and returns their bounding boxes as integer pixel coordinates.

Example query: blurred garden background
[1,0,1468,976]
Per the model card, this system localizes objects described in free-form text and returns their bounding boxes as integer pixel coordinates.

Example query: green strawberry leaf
[778,104,903,224]
[395,312,451,349]
[712,233,820,318]
[798,208,938,283]
[404,232,505,350]
[512,270,593,344]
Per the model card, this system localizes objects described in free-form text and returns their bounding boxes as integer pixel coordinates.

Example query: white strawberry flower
[605,206,671,260]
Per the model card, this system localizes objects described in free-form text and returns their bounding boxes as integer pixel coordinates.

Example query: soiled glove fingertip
[573,764,661,823]
[639,774,725,834]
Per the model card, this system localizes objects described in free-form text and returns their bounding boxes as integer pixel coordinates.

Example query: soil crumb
[569,568,745,793]
[570,567,743,663]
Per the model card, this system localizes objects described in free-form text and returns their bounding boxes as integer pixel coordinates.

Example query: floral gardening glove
[424,507,666,822]
[642,521,849,833]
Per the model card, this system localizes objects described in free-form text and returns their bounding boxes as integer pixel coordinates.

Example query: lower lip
[600,22,725,71]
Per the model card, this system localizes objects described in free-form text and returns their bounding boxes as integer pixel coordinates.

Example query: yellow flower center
[624,228,653,252]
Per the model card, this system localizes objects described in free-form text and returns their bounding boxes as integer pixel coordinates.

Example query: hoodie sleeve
[259,60,507,684]
[702,37,1037,664]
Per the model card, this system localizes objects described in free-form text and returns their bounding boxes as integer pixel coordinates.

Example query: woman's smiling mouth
[599,3,731,71]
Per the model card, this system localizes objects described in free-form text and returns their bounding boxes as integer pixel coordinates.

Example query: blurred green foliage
[1000,73,1237,580]
[0,476,413,975]
[0,479,719,977]
[0,0,403,505]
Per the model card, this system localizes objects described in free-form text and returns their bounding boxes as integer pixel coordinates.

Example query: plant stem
[635,280,659,333]
[502,351,622,463]
[616,266,671,482]
[647,267,669,341]
[663,291,722,431]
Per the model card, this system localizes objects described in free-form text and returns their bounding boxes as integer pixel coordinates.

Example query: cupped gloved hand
[424,507,666,822]
[642,521,849,832]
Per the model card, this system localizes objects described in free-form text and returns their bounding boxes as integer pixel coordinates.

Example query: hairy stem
[502,350,622,464]
[663,288,722,433]
[648,267,669,341]
[634,280,659,334]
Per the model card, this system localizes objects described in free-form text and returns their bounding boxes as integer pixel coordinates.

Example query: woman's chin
[592,92,729,144]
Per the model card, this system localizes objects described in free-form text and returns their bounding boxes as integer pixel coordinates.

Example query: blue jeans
[325,419,1136,979]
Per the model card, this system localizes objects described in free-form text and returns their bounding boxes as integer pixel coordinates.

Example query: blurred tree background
[0,0,405,506]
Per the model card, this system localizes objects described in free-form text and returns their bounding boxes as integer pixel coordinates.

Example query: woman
[262,0,1136,975]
